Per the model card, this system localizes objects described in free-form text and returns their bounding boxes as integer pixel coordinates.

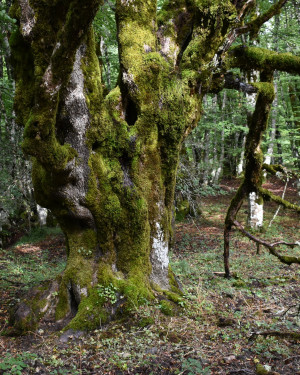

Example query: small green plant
[174,259,192,276]
[0,352,37,375]
[97,283,118,304]
[181,358,211,375]
[77,247,93,257]
[253,336,291,357]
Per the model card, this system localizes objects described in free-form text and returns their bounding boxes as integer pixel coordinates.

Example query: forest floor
[0,178,299,375]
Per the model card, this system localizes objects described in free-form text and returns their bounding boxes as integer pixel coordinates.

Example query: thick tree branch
[224,74,275,278]
[51,0,103,83]
[229,46,300,74]
[237,0,288,38]
[219,0,255,55]
[157,0,195,66]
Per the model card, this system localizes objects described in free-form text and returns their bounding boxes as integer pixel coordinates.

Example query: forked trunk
[11,33,187,331]
[9,0,209,332]
[11,0,276,331]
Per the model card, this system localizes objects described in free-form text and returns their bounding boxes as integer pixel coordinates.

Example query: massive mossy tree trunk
[9,0,298,332]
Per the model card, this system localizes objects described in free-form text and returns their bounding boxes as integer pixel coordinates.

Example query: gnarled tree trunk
[10,0,295,332]
[9,0,230,332]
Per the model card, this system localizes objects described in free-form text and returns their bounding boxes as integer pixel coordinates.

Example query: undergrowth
[0,181,299,374]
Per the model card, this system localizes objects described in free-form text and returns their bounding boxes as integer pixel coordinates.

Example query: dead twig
[281,303,299,317]
[268,177,289,227]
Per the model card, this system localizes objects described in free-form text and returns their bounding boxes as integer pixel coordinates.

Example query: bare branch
[233,220,300,265]
[237,0,288,38]
[219,0,255,54]
[268,177,289,227]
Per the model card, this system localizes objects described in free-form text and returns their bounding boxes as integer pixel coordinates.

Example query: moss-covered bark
[10,0,298,332]
[229,45,300,75]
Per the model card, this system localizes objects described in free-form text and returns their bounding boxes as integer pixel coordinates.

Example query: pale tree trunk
[236,135,246,176]
[248,192,264,228]
[211,94,225,185]
[100,37,111,90]
[213,92,226,184]
[202,129,211,186]
[36,204,48,226]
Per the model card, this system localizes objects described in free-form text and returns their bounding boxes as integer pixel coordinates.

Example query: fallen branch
[233,220,300,265]
[282,304,299,317]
